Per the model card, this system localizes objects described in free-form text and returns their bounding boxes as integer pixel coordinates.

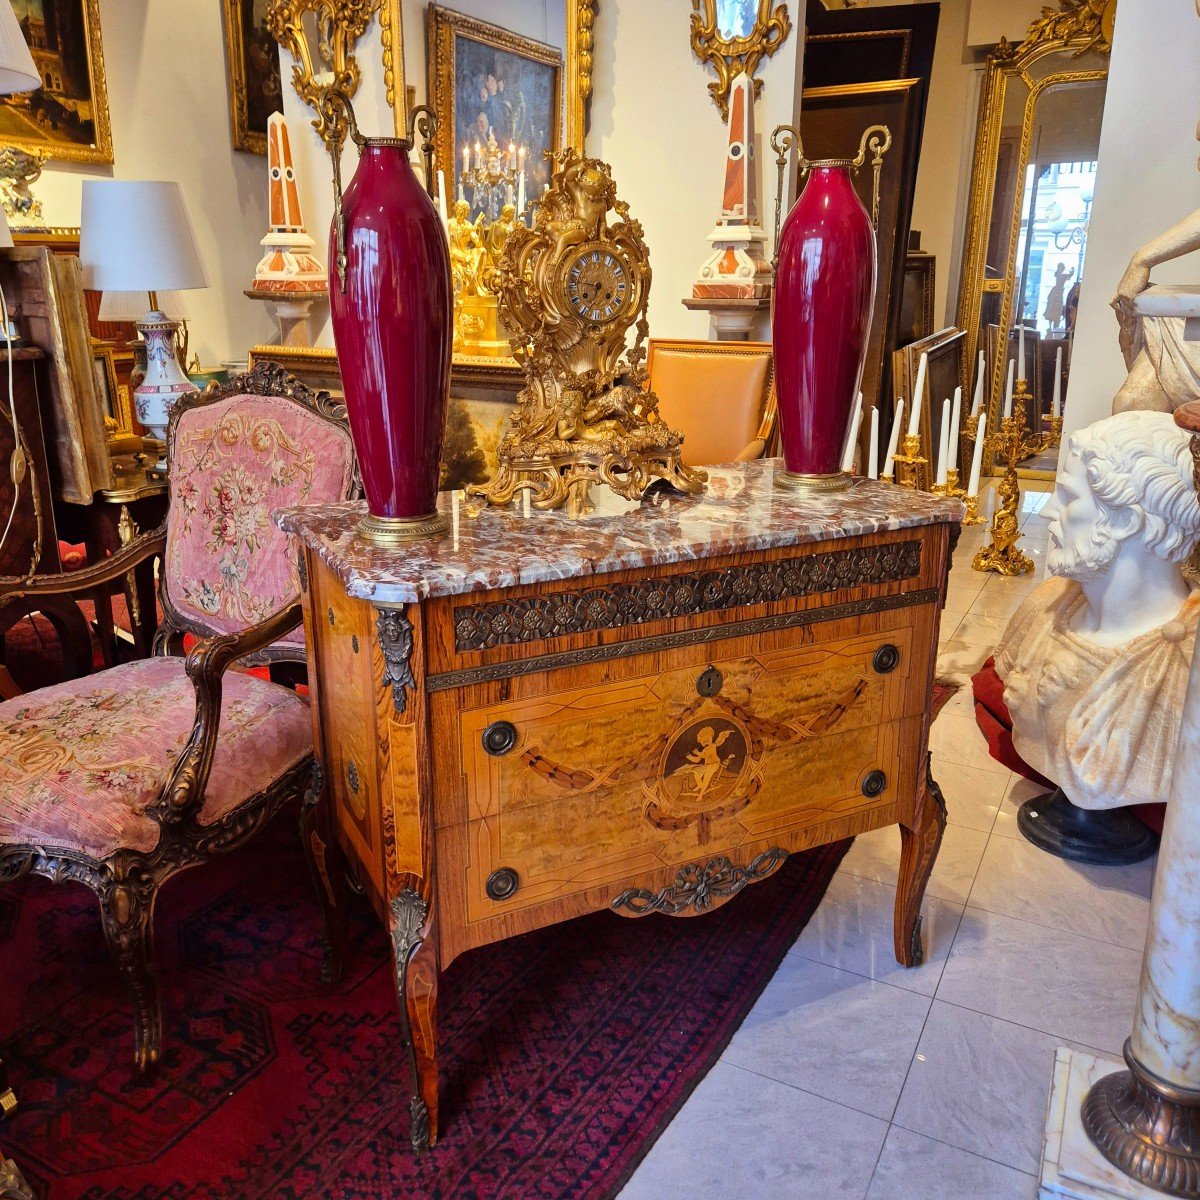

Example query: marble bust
[996,410,1200,811]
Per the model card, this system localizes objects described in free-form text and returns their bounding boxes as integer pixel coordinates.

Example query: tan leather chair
[646,339,777,465]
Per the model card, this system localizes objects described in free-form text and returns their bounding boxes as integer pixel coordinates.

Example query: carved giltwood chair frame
[0,362,358,1072]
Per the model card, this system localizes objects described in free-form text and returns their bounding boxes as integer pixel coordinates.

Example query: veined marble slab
[1039,1047,1161,1199]
[275,460,963,604]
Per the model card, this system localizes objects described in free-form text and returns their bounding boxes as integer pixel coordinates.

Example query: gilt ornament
[473,149,706,514]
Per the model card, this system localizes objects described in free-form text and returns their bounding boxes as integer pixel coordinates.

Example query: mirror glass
[716,0,759,39]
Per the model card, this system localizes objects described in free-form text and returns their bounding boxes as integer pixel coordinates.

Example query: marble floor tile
[866,1124,1038,1199]
[992,774,1047,838]
[936,907,1141,1054]
[617,1060,888,1200]
[891,1002,1067,1176]
[967,833,1153,951]
[928,710,1008,775]
[792,871,963,997]
[968,584,1031,620]
[932,756,1011,833]
[723,957,931,1119]
[839,821,989,907]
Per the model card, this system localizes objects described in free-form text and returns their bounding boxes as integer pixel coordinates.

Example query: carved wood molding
[454,540,922,652]
[611,848,788,916]
[429,588,939,691]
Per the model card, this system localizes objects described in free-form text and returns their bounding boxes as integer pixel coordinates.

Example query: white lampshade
[98,288,189,323]
[0,4,40,95]
[79,180,208,295]
[0,207,13,251]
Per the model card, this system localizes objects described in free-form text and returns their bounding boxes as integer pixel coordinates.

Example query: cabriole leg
[894,758,947,968]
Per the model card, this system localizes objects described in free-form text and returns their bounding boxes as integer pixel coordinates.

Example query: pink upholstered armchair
[0,363,357,1072]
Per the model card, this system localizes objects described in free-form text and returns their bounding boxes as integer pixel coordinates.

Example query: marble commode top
[275,459,964,604]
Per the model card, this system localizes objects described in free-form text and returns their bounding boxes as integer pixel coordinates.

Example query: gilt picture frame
[221,0,285,155]
[0,0,112,164]
[427,5,563,219]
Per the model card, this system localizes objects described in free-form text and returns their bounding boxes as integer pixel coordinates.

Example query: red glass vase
[329,137,452,539]
[772,163,876,489]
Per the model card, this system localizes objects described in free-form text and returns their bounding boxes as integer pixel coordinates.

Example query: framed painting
[0,0,112,164]
[427,5,563,221]
[222,0,284,155]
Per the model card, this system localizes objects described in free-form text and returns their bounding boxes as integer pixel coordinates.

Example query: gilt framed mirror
[954,0,1115,479]
[688,0,792,119]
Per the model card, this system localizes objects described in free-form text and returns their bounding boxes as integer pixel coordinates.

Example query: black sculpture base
[1017,788,1159,866]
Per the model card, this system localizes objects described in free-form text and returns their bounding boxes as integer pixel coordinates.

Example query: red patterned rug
[0,812,848,1199]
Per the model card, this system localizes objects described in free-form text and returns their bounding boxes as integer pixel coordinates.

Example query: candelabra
[972,378,1042,576]
[891,433,928,490]
[458,129,526,222]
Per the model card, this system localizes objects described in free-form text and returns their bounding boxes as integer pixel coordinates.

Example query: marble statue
[996,410,1200,811]
[1111,109,1200,412]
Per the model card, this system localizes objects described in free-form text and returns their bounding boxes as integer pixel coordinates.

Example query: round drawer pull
[861,769,887,798]
[873,644,900,674]
[482,720,518,756]
[486,867,520,901]
[697,666,723,697]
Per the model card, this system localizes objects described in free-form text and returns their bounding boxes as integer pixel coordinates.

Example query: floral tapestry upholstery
[0,658,312,861]
[165,392,354,644]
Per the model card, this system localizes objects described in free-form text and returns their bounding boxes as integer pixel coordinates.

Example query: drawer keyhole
[486,867,520,901]
[861,770,887,798]
[697,666,723,697]
[483,720,518,756]
[873,644,900,674]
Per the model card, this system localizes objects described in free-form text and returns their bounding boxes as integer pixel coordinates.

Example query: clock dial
[564,248,630,325]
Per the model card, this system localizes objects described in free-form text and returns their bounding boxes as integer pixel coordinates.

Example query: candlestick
[935,397,951,487]
[949,385,963,473]
[971,350,985,416]
[884,398,904,479]
[1052,346,1063,418]
[972,380,1035,576]
[1003,359,1014,421]
[908,353,927,438]
[868,406,880,480]
[841,390,863,474]
[967,411,987,497]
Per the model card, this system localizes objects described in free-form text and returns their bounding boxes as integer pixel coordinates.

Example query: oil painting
[222,0,284,155]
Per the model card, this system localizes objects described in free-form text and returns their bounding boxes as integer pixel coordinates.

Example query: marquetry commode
[276,461,962,1151]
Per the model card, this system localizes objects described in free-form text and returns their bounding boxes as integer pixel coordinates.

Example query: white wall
[32,0,273,365]
[588,0,801,342]
[1063,0,1200,443]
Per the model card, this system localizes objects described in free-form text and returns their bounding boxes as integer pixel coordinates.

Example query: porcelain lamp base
[135,310,198,469]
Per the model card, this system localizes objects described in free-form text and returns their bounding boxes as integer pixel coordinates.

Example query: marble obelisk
[246,112,327,347]
[686,70,772,338]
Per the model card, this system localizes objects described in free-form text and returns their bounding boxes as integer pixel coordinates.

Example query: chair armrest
[0,523,167,603]
[155,599,304,823]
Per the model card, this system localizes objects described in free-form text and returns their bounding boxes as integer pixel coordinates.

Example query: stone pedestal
[244,289,325,349]
[681,295,770,340]
[1041,1049,1169,1199]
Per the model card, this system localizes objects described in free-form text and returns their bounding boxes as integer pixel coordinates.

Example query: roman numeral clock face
[564,247,629,325]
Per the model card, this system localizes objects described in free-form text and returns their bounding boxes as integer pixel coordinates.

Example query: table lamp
[79,180,208,467]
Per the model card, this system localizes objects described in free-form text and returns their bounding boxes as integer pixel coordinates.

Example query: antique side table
[277,462,963,1151]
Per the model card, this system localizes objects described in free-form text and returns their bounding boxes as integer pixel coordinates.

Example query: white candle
[522,489,531,519]
[437,170,449,228]
[949,385,963,472]
[840,390,863,473]
[868,407,880,480]
[452,489,460,545]
[935,397,951,487]
[968,412,987,497]
[1052,346,1063,418]
[971,350,985,416]
[1016,322,1025,383]
[908,353,927,437]
[518,169,526,215]
[1003,358,1015,420]
[884,398,905,478]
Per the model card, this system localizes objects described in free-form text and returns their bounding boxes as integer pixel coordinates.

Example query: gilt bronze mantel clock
[473,148,707,514]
